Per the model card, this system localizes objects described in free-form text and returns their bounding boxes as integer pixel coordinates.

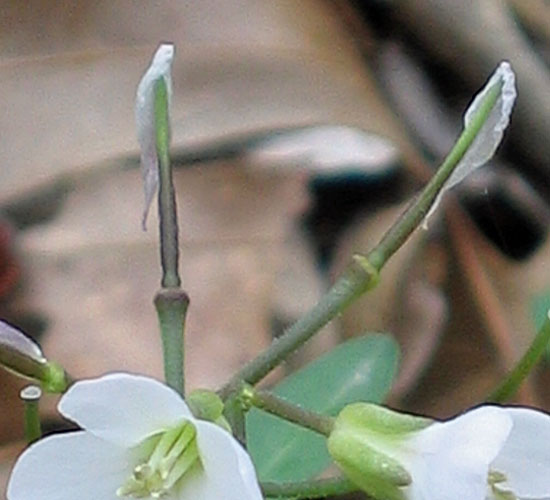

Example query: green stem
[155,289,189,396]
[220,79,502,398]
[244,386,335,437]
[219,74,503,400]
[153,78,189,395]
[21,385,42,444]
[487,311,550,403]
[219,257,378,399]
[223,394,247,445]
[261,476,357,499]
[155,78,180,289]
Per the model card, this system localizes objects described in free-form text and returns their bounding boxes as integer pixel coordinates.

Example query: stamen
[488,469,517,500]
[488,470,507,485]
[164,440,199,490]
[147,426,182,470]
[117,421,201,498]
[159,424,195,478]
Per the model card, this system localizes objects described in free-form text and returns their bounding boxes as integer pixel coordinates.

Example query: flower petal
[404,406,512,500]
[135,43,174,228]
[59,373,192,447]
[7,431,129,500]
[178,420,262,500]
[491,407,550,498]
[423,61,516,227]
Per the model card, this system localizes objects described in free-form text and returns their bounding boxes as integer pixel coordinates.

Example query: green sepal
[41,361,70,393]
[328,427,411,488]
[187,389,225,422]
[337,403,431,435]
[327,403,434,499]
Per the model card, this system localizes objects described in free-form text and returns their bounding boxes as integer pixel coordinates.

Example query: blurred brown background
[1,1,550,496]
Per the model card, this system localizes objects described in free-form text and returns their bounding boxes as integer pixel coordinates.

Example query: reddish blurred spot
[0,221,20,300]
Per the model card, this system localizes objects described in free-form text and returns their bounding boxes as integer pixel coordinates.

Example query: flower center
[117,422,201,498]
[488,470,517,500]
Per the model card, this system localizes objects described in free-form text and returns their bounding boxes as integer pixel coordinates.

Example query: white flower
[330,403,550,500]
[7,373,263,500]
[400,406,513,500]
[329,404,513,500]
[488,407,550,500]
[135,43,175,228]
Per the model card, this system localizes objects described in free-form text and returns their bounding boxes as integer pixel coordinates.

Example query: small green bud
[0,321,69,393]
[41,360,70,393]
[237,383,256,412]
[187,389,225,422]
[327,403,433,500]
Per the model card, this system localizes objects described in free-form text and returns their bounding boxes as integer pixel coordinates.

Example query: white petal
[7,431,129,500]
[178,420,262,500]
[404,406,512,500]
[59,373,192,447]
[135,43,174,228]
[491,407,550,498]
[424,61,516,227]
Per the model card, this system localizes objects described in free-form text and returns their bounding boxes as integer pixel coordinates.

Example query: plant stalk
[245,386,335,437]
[153,77,188,395]
[261,476,357,499]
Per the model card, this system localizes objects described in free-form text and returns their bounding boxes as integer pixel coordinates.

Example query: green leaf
[246,333,399,484]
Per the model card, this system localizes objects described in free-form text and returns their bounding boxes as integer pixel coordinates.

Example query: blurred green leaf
[246,333,399,484]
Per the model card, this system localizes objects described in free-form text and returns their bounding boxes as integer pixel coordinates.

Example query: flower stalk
[20,385,42,444]
[260,476,357,499]
[220,63,513,401]
[366,77,503,270]
[154,77,180,290]
[242,385,335,437]
[136,44,189,395]
[488,309,550,403]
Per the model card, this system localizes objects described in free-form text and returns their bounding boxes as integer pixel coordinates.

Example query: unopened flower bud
[0,321,69,393]
[187,389,231,432]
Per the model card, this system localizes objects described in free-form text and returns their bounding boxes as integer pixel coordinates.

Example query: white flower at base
[7,373,263,500]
